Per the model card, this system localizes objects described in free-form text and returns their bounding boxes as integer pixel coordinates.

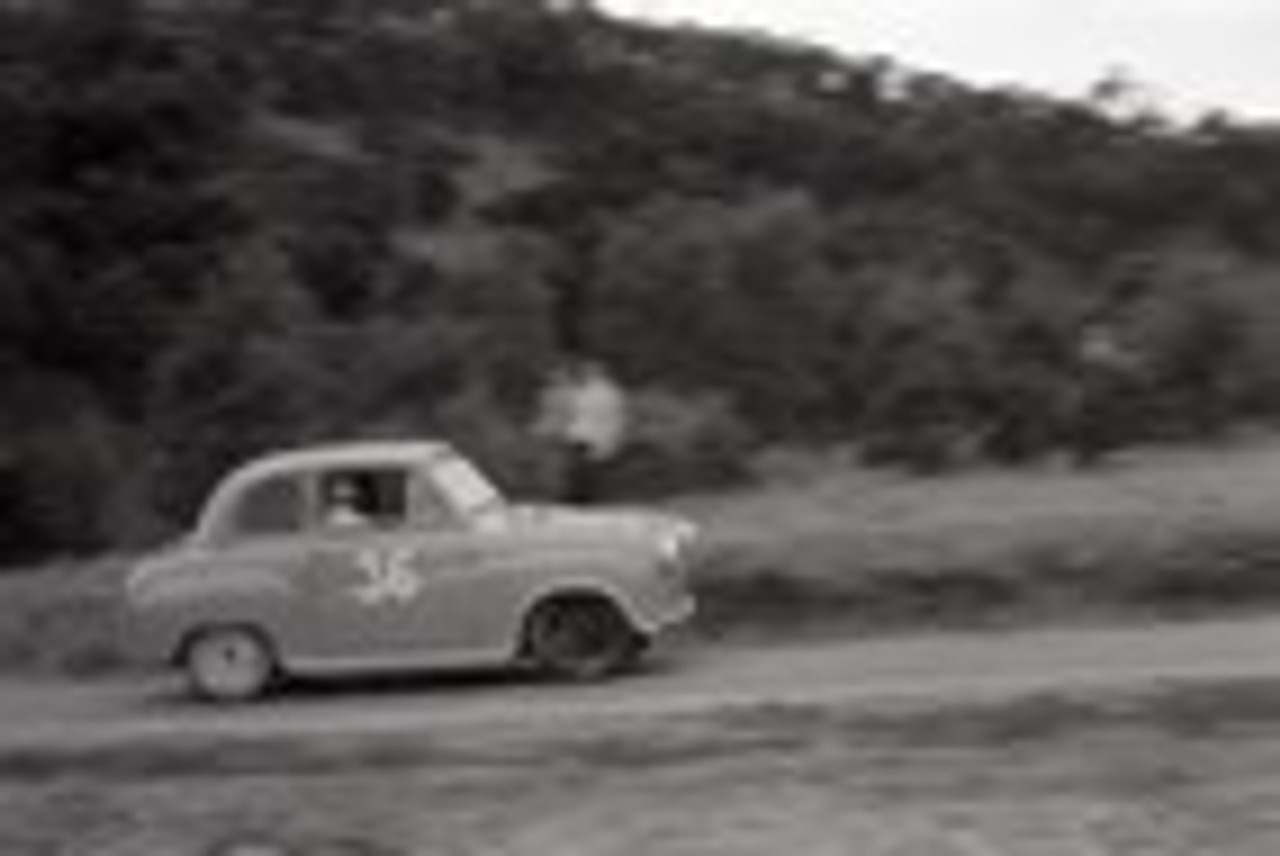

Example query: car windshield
[431,452,505,520]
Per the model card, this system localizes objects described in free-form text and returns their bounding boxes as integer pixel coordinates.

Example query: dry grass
[0,558,128,676]
[690,441,1280,562]
[682,440,1280,635]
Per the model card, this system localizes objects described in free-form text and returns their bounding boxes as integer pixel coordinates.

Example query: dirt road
[5,614,1280,758]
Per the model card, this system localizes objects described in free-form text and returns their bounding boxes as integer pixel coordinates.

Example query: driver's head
[327,478,361,508]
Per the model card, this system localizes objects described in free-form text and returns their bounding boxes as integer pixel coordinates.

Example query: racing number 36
[351,547,424,605]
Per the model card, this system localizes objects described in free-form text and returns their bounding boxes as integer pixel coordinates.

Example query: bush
[609,387,757,498]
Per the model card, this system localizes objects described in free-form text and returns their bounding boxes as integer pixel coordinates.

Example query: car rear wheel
[523,597,644,681]
[182,626,277,703]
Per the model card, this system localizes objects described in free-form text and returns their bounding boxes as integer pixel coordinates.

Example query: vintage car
[125,440,697,701]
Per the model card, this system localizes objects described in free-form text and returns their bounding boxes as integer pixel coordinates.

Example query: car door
[295,465,488,666]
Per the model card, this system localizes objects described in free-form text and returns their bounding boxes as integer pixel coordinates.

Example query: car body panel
[124,441,696,679]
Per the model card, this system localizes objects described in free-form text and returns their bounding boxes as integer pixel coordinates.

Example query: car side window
[318,468,409,532]
[230,475,306,538]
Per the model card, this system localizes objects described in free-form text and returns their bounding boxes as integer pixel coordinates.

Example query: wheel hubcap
[191,632,269,699]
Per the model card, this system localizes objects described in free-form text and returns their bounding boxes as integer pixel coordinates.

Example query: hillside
[5,0,1280,562]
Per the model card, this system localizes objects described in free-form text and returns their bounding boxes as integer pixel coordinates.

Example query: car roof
[233,440,456,480]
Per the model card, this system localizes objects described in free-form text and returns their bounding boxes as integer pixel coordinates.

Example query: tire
[182,626,277,703]
[523,597,643,681]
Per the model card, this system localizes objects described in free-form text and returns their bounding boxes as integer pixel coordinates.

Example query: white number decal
[351,547,424,605]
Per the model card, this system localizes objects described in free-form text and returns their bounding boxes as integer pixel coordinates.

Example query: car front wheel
[523,598,644,681]
[182,626,277,702]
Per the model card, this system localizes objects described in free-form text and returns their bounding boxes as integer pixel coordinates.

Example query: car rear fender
[145,566,293,665]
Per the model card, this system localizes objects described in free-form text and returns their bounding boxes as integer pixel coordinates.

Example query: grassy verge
[685,442,1280,637]
[693,521,1280,637]
[10,442,1280,676]
[0,558,128,677]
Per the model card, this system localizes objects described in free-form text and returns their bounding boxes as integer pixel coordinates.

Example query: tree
[146,239,329,522]
[0,0,245,560]
[0,0,243,414]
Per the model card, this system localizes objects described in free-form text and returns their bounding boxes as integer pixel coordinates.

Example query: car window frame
[199,456,481,548]
[306,464,468,537]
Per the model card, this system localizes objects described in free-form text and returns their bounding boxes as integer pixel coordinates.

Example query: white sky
[605,0,1280,121]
